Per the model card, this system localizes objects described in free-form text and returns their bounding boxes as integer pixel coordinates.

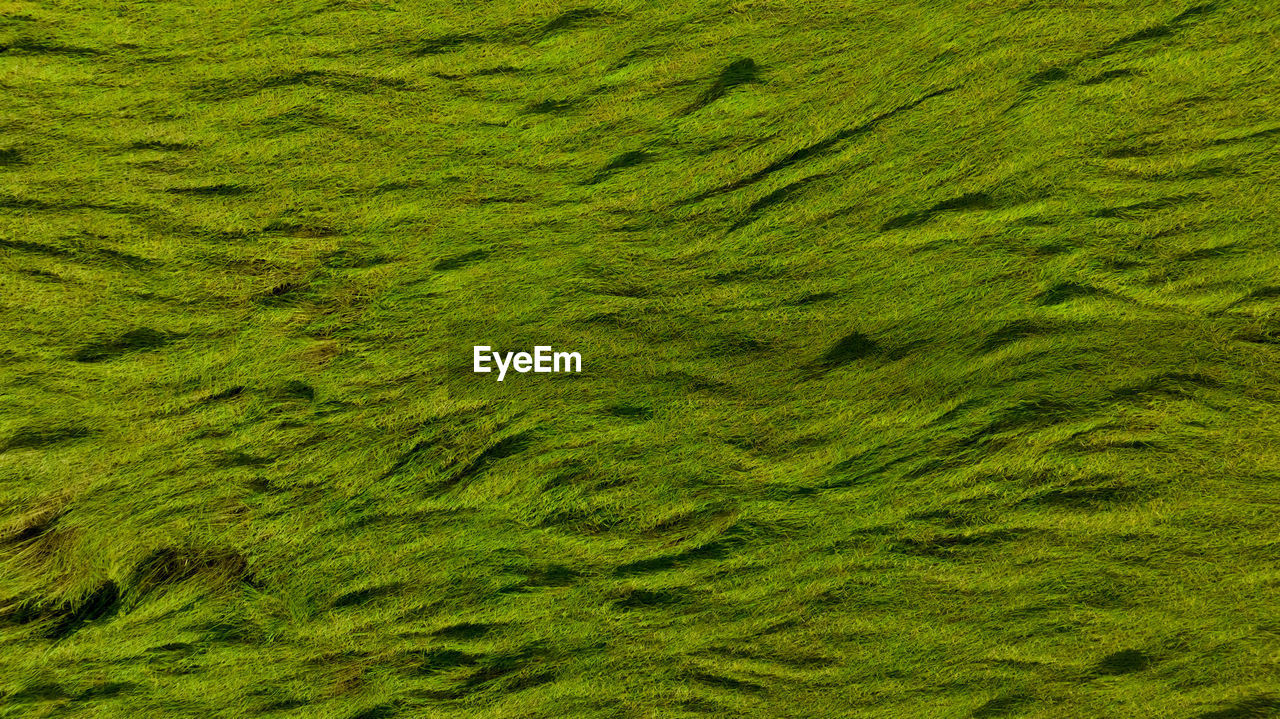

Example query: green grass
[2,0,1280,716]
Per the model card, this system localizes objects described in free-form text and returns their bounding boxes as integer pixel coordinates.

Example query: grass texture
[2,0,1280,716]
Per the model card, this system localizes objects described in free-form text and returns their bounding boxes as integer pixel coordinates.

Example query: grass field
[2,0,1280,716]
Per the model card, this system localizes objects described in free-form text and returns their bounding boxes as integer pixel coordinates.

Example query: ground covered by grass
[2,0,1279,716]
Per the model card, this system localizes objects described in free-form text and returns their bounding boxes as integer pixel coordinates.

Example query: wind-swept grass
[2,0,1279,716]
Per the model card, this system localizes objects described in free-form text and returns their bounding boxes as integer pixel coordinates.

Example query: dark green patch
[432,622,499,640]
[614,587,687,609]
[584,150,651,184]
[130,140,195,151]
[70,328,177,362]
[1024,66,1069,88]
[3,425,90,451]
[976,319,1053,353]
[524,97,574,114]
[972,694,1032,718]
[1095,648,1152,675]
[1195,696,1280,719]
[412,648,479,673]
[332,583,404,608]
[1037,282,1103,306]
[683,57,760,114]
[433,250,489,271]
[818,331,880,365]
[274,379,316,400]
[880,191,995,231]
[1082,68,1138,85]
[165,183,249,196]
[542,8,611,34]
[605,404,654,419]
[411,32,481,56]
[45,581,120,640]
